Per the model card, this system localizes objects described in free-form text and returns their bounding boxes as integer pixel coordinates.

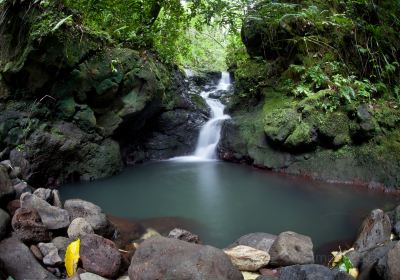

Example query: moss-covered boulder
[318,112,351,148]
[284,122,317,151]
[264,109,299,144]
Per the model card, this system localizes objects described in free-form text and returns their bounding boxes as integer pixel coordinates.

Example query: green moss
[318,111,351,147]
[264,108,299,143]
[285,122,315,149]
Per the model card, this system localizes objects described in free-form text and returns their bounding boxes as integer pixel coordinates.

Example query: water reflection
[60,161,398,250]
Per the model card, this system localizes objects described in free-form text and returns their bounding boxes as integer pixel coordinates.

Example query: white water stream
[172,72,231,162]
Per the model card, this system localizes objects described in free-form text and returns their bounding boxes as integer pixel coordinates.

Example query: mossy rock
[284,122,317,151]
[57,97,76,119]
[318,112,351,148]
[74,106,96,131]
[264,108,299,143]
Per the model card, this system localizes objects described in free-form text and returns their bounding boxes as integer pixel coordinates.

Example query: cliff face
[0,0,207,186]
[220,0,400,190]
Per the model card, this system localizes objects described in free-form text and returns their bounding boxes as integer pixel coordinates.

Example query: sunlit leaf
[65,239,80,277]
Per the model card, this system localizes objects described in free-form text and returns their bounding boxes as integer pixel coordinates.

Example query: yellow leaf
[65,239,80,277]
[349,268,359,278]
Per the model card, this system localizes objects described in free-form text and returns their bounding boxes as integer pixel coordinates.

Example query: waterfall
[172,72,231,162]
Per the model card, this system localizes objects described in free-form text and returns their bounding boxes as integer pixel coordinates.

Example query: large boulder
[64,199,115,238]
[128,236,243,280]
[269,231,314,266]
[224,245,270,272]
[80,234,121,278]
[354,209,391,251]
[0,208,10,240]
[20,192,70,230]
[0,237,57,279]
[11,207,51,243]
[229,232,277,252]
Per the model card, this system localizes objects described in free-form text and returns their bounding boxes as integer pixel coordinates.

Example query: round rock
[269,231,314,266]
[68,217,94,239]
[80,234,121,278]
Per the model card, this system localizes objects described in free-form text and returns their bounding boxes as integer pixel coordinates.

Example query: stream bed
[60,160,398,254]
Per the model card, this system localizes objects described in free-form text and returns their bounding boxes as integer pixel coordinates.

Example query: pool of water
[60,161,397,252]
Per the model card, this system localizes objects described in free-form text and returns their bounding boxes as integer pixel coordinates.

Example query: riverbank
[0,158,400,279]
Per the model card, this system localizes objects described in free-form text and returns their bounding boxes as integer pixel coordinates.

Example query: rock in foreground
[0,237,57,279]
[269,231,314,266]
[129,236,243,280]
[224,245,270,271]
[354,209,391,251]
[80,234,121,278]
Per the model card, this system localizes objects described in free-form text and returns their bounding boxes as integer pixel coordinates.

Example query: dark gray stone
[0,237,57,279]
[279,264,335,280]
[229,232,277,252]
[128,236,243,280]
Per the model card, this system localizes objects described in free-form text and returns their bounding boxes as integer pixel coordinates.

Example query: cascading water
[172,72,231,161]
[194,72,231,159]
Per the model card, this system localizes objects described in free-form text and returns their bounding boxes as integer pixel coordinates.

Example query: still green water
[60,161,397,252]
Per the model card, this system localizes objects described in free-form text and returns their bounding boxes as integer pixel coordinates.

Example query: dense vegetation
[0,0,399,188]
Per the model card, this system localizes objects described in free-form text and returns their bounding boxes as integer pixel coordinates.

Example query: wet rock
[13,181,33,198]
[21,192,70,229]
[30,244,44,260]
[68,217,94,239]
[279,264,336,280]
[6,199,20,216]
[64,199,115,238]
[12,207,51,243]
[229,232,277,252]
[224,245,270,271]
[0,237,57,279]
[168,228,201,244]
[80,272,109,280]
[52,236,71,260]
[354,209,391,251]
[52,189,62,208]
[128,236,243,280]
[0,208,10,240]
[0,165,15,206]
[33,188,53,202]
[357,241,395,279]
[80,234,121,278]
[269,231,314,266]
[38,242,62,266]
